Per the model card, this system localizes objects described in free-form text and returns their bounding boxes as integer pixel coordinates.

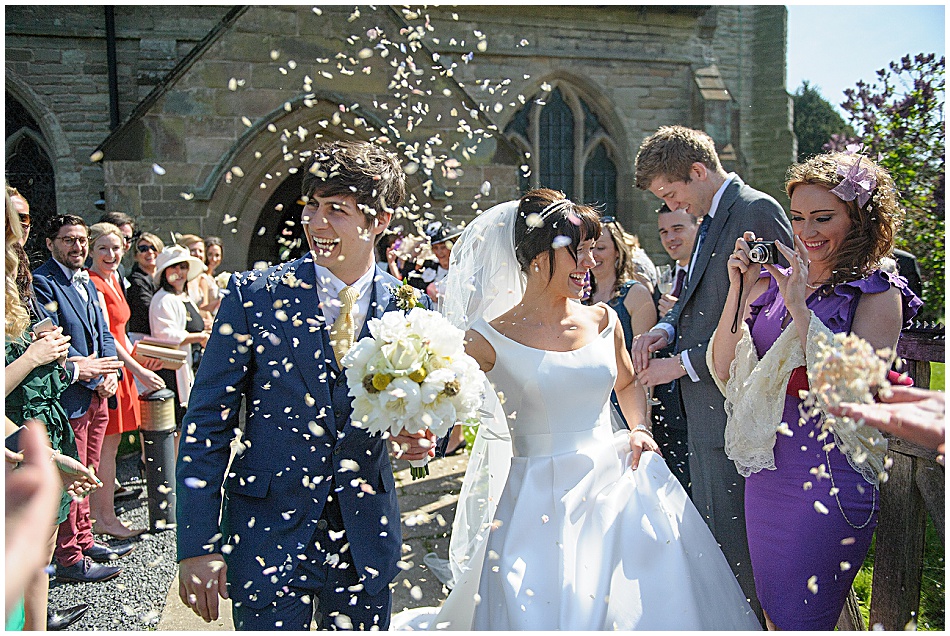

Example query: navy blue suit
[33,257,119,567]
[32,259,117,418]
[176,256,429,626]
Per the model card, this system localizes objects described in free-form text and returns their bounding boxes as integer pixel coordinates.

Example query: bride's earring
[533,263,540,273]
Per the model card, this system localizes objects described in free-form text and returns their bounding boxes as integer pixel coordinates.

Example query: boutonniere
[393,280,424,312]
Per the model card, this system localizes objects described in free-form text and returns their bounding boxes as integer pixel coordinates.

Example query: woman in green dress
[5,188,101,630]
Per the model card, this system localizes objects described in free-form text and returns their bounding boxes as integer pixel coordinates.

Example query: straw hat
[154,245,206,284]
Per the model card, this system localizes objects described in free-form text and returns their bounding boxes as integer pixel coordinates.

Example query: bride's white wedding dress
[394,311,760,630]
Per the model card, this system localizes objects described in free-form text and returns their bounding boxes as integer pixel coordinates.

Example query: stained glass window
[505,83,617,208]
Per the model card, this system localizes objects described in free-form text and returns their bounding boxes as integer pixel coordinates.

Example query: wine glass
[656,264,673,295]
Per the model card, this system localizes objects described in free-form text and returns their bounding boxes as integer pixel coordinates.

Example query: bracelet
[633,425,653,438]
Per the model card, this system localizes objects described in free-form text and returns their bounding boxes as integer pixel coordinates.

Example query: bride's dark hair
[514,189,601,280]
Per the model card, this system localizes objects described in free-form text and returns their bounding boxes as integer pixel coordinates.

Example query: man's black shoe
[84,541,135,562]
[54,557,121,583]
[47,603,89,630]
[114,485,143,502]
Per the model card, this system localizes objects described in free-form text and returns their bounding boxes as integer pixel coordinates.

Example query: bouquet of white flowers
[341,306,487,478]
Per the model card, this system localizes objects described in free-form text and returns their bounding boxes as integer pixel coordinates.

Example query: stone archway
[201,96,423,271]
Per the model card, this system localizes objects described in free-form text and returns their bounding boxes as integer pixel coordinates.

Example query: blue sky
[787,5,945,115]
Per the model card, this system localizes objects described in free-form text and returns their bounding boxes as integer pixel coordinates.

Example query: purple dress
[744,269,921,630]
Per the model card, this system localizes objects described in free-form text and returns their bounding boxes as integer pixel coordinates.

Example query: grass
[930,361,944,391]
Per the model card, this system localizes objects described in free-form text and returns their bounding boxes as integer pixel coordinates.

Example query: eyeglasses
[122,235,133,245]
[55,235,88,247]
[137,244,158,253]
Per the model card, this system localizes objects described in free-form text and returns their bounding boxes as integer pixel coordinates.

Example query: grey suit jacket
[662,175,793,446]
[657,175,791,618]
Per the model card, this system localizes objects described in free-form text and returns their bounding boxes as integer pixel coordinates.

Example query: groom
[176,141,434,630]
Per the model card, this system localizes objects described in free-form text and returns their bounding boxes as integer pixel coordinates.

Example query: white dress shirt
[313,264,375,336]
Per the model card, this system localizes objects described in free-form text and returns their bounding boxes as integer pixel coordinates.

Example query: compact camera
[747,240,779,264]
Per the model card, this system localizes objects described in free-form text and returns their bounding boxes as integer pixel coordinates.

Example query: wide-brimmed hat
[425,220,463,246]
[154,245,206,284]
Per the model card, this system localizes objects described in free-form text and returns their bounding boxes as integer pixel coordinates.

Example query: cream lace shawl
[709,311,887,486]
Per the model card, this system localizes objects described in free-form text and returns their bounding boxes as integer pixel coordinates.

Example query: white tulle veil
[438,200,523,587]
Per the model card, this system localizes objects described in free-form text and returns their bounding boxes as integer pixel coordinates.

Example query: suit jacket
[32,259,117,419]
[176,255,431,609]
[661,175,793,439]
[657,175,791,617]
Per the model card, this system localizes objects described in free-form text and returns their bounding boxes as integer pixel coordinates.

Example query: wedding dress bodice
[472,314,617,458]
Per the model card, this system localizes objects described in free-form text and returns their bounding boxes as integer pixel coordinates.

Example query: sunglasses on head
[137,244,158,253]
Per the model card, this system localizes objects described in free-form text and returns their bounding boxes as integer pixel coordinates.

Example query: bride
[395,190,760,630]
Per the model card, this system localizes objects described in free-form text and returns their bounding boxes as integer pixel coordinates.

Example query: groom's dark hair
[514,188,601,281]
[301,140,406,223]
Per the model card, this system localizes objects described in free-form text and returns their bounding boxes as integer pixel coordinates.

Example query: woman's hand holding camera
[727,232,766,296]
[762,237,812,323]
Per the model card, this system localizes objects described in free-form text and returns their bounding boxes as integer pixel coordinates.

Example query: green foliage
[833,54,945,322]
[791,81,854,160]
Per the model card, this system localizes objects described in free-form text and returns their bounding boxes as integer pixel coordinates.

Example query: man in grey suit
[630,126,793,620]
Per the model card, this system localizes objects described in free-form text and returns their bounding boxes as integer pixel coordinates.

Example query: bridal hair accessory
[830,153,877,209]
[524,198,574,232]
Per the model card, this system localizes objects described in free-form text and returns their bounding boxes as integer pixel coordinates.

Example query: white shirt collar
[706,172,736,220]
[54,258,83,282]
[313,263,376,330]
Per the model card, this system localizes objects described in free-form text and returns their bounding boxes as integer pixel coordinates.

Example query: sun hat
[153,245,206,284]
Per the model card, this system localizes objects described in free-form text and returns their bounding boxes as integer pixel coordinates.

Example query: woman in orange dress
[87,222,165,538]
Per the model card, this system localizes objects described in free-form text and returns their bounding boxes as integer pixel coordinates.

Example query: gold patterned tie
[330,285,360,366]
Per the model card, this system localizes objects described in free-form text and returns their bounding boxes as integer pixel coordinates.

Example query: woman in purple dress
[709,151,921,630]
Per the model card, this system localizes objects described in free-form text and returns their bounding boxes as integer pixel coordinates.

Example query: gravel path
[47,452,178,631]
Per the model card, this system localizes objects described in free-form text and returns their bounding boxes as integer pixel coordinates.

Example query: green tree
[791,81,854,160]
[831,54,945,322]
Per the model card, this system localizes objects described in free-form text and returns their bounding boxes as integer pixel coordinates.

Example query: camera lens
[749,245,769,263]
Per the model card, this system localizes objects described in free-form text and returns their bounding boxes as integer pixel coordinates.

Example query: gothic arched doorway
[6,93,57,266]
[247,170,308,268]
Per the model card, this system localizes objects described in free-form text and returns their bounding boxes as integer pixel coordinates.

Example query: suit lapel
[271,256,335,424]
[680,177,742,308]
[47,262,96,343]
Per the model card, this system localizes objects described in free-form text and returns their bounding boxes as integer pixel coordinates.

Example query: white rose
[379,335,426,373]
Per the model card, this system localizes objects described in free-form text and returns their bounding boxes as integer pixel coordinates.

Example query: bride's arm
[463,329,495,373]
[611,311,659,469]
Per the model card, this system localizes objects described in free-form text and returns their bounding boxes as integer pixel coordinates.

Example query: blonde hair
[177,233,204,249]
[88,222,126,251]
[137,231,165,252]
[5,187,30,339]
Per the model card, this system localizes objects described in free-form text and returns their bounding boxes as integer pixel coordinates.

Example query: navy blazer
[32,258,117,419]
[176,255,431,608]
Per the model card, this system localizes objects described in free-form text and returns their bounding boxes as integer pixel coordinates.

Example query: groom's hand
[390,428,437,462]
[179,554,228,622]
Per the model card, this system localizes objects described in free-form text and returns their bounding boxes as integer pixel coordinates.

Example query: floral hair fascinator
[830,147,877,208]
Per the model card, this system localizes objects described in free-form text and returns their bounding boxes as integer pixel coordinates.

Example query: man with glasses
[33,215,130,585]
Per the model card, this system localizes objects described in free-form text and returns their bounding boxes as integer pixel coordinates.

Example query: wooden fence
[837,320,945,630]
